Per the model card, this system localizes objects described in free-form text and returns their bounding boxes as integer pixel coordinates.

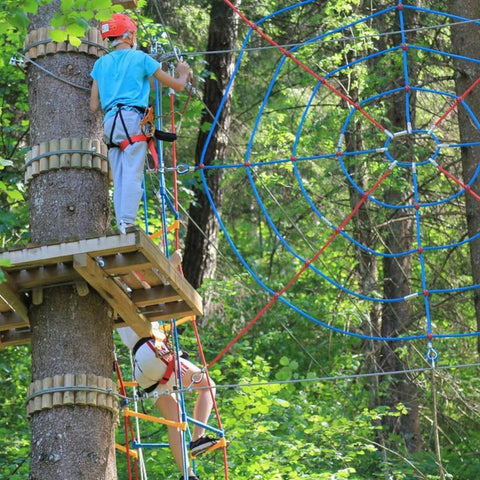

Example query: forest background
[1,0,480,479]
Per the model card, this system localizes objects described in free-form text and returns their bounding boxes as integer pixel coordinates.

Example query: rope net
[191,0,480,365]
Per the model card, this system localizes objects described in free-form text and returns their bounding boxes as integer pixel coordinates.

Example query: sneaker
[118,220,134,234]
[189,436,219,457]
[179,476,200,480]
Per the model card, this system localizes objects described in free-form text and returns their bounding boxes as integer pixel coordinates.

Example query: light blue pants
[103,109,147,226]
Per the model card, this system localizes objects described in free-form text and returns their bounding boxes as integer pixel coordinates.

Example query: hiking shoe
[189,436,219,457]
[179,476,200,480]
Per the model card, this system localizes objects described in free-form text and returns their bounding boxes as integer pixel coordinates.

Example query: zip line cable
[114,361,480,400]
[166,17,480,59]
[12,14,480,94]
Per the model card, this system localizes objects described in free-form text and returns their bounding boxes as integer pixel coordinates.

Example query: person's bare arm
[89,80,101,113]
[153,60,191,92]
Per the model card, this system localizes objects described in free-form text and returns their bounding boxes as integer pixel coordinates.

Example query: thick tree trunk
[450,0,480,355]
[182,0,238,302]
[371,0,422,454]
[27,3,115,479]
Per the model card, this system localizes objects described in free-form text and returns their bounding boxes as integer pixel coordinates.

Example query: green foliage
[0,24,30,248]
[50,0,122,47]
[0,346,31,479]
[0,0,121,47]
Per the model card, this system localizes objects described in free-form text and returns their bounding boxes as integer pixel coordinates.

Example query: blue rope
[154,79,171,258]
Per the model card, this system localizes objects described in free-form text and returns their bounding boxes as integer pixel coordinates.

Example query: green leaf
[91,0,114,9]
[10,11,30,30]
[275,398,290,408]
[0,21,11,35]
[60,0,75,12]
[279,356,289,366]
[0,159,13,167]
[51,13,68,28]
[50,29,68,42]
[66,22,87,37]
[74,17,91,32]
[68,35,82,48]
[23,0,39,13]
[200,121,212,133]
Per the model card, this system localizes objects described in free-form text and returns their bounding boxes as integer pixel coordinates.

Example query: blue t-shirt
[91,49,160,118]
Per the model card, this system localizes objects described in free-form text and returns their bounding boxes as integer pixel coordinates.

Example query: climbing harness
[106,105,177,172]
[132,335,177,392]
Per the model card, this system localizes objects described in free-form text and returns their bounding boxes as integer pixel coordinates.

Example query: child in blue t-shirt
[90,13,190,234]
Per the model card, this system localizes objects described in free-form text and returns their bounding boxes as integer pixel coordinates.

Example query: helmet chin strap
[122,31,135,47]
[110,32,135,48]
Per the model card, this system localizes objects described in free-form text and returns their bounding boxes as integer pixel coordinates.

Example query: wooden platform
[0,228,203,348]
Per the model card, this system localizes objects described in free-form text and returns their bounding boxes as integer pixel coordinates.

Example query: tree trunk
[27,3,115,479]
[450,0,480,355]
[182,0,238,305]
[370,0,422,454]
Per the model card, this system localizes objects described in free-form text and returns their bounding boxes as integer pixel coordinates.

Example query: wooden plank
[0,274,29,322]
[102,251,151,275]
[0,231,140,269]
[8,263,78,290]
[0,312,29,331]
[73,253,152,338]
[131,285,181,307]
[137,230,203,316]
[119,272,145,290]
[0,328,31,348]
[140,301,196,322]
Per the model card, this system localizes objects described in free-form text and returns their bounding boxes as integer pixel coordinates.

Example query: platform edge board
[73,252,152,338]
[0,231,141,269]
[101,251,151,275]
[137,230,204,317]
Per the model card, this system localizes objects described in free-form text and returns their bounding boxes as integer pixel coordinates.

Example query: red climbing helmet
[101,13,137,41]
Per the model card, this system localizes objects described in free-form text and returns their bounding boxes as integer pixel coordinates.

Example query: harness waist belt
[106,104,146,115]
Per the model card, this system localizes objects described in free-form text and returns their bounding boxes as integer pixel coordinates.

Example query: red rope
[192,319,229,480]
[434,76,480,128]
[221,0,388,134]
[208,166,394,368]
[114,359,139,480]
[170,92,183,276]
[434,162,480,203]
